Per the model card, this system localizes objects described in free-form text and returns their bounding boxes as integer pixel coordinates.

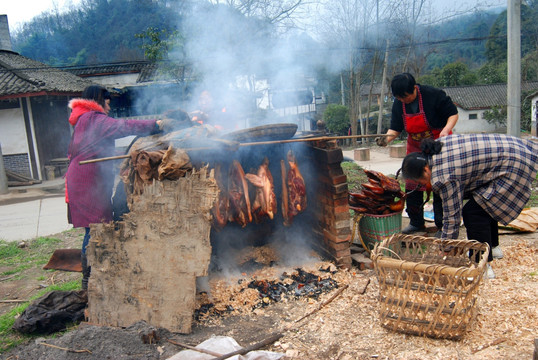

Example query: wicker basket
[371,234,490,340]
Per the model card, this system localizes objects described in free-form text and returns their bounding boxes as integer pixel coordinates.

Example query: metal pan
[222,123,298,143]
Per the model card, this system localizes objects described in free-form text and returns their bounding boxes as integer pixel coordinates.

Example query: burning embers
[212,150,306,229]
[194,266,338,322]
[348,169,404,215]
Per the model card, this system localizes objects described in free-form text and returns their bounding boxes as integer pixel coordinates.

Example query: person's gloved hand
[375,136,388,147]
[157,118,176,133]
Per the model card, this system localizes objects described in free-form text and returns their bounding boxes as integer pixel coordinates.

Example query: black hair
[82,85,111,108]
[391,73,416,98]
[401,138,443,180]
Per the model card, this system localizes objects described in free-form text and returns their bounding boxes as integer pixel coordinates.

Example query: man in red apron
[376,73,458,234]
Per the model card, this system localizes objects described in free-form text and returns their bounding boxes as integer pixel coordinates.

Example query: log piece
[86,167,218,333]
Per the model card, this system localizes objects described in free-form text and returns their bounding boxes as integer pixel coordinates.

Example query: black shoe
[401,224,426,234]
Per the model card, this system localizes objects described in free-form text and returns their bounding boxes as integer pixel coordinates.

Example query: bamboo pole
[238,134,387,147]
[79,134,390,165]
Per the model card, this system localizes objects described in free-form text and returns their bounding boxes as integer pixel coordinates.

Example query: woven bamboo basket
[371,234,490,340]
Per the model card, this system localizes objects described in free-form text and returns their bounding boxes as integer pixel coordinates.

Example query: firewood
[211,332,284,360]
[167,339,223,357]
[471,337,507,354]
[293,284,349,324]
[39,342,92,354]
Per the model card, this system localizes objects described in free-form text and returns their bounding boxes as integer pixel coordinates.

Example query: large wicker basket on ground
[371,234,489,340]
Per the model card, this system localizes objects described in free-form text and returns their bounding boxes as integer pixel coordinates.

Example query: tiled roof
[359,83,390,97]
[442,82,538,110]
[0,50,93,98]
[64,61,151,77]
[62,61,194,84]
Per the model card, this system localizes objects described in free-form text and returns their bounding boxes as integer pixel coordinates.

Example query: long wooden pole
[79,134,390,165]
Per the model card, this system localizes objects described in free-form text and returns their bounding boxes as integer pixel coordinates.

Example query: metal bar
[79,134,389,165]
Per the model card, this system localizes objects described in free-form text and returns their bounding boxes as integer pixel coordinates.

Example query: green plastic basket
[356,212,402,252]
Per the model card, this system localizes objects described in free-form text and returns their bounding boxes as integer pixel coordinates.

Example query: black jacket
[390,84,458,132]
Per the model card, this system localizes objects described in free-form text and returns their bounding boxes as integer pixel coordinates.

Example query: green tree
[486,1,538,64]
[522,50,538,81]
[483,105,507,127]
[476,62,507,84]
[419,62,476,87]
[323,104,350,135]
[440,62,470,86]
[13,0,182,65]
[135,27,182,62]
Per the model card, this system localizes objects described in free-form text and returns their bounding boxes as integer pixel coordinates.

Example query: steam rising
[155,2,319,131]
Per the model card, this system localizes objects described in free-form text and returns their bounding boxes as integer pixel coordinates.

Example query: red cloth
[65,99,158,228]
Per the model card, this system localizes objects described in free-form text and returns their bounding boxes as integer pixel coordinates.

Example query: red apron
[403,86,448,190]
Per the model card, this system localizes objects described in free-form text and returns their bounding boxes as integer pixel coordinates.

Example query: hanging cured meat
[282,150,307,226]
[227,160,252,227]
[245,157,277,222]
[211,164,229,229]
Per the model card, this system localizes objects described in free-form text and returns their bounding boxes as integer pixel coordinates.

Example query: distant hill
[419,9,502,71]
[12,0,180,66]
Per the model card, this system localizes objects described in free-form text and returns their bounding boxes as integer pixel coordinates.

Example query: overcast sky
[2,0,82,30]
[3,0,507,33]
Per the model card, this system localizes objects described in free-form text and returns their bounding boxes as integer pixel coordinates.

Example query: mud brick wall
[86,167,218,333]
[309,145,352,269]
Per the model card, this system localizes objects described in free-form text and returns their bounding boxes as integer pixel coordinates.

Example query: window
[0,99,19,110]
[469,113,478,120]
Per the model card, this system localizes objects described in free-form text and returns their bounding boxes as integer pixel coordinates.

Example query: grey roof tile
[442,82,538,110]
[0,50,93,98]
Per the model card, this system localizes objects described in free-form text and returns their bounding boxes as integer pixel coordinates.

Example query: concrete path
[342,146,402,175]
[0,179,72,242]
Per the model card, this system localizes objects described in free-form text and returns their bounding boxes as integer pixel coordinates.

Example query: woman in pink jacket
[65,85,163,290]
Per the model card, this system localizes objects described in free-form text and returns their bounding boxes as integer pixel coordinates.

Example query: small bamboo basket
[371,234,490,340]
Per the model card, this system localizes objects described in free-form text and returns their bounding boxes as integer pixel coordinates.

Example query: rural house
[0,15,93,181]
[442,82,538,133]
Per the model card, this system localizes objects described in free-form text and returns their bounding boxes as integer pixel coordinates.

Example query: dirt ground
[1,219,537,360]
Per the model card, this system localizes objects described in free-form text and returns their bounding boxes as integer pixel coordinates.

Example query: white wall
[452,108,497,133]
[531,94,538,136]
[84,73,139,86]
[0,107,29,154]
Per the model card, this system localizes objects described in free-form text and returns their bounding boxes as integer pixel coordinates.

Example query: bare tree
[315,0,396,144]
[209,0,309,31]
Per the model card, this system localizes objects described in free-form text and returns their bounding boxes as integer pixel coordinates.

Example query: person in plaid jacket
[400,133,538,278]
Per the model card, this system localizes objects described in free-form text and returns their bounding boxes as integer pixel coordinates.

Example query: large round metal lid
[222,123,298,142]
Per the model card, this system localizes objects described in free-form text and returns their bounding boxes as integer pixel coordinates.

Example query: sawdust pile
[266,236,538,359]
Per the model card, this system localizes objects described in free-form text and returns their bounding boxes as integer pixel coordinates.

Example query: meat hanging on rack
[211,163,229,229]
[281,150,307,226]
[245,157,277,222]
[227,160,252,227]
[348,169,405,215]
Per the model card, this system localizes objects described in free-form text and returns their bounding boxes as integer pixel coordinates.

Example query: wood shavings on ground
[193,234,537,359]
[267,235,537,359]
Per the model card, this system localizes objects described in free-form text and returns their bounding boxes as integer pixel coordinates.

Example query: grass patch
[0,237,62,272]
[341,161,367,193]
[0,280,82,353]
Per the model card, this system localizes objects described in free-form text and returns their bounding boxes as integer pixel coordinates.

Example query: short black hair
[82,85,111,108]
[401,152,428,181]
[401,138,443,181]
[391,73,416,98]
